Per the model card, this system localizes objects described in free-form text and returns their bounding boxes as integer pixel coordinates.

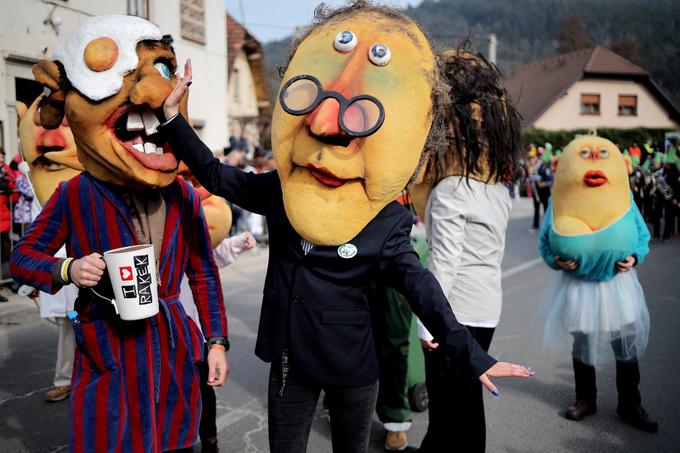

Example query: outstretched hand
[163,59,192,121]
[479,362,535,396]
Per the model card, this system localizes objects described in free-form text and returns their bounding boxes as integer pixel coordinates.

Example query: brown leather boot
[565,399,597,421]
[385,431,408,451]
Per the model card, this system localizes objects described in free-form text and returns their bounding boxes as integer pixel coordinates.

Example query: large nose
[38,129,67,149]
[305,98,344,136]
[129,66,174,109]
[304,51,366,139]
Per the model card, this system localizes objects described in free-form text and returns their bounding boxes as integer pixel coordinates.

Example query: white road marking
[215,398,264,433]
[502,257,543,279]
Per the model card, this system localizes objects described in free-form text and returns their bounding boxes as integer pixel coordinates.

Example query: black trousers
[419,326,495,453]
[571,333,642,412]
[268,355,379,453]
[642,191,654,221]
[197,344,218,441]
[652,197,675,239]
[532,189,550,229]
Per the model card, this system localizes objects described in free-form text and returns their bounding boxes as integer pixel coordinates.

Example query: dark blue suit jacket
[161,114,496,386]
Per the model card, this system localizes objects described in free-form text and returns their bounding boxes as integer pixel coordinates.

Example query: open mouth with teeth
[107,104,178,172]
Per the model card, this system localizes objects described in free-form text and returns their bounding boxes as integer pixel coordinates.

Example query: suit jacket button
[291,295,303,304]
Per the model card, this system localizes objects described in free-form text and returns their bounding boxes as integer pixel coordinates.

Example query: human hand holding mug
[70,253,106,287]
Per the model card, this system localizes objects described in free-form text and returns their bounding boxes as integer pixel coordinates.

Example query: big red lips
[583,169,608,187]
[307,164,347,188]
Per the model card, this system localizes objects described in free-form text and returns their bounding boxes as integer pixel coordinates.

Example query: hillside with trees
[263,0,680,106]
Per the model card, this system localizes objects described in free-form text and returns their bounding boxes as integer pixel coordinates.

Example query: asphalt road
[0,198,678,453]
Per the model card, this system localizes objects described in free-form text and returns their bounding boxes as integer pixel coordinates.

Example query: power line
[238,0,246,23]
[244,22,297,30]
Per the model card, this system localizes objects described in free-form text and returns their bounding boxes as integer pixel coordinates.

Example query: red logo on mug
[119,266,133,281]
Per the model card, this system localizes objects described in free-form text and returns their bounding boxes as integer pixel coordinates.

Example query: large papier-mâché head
[33,15,189,188]
[272,2,437,245]
[552,135,633,234]
[17,96,84,205]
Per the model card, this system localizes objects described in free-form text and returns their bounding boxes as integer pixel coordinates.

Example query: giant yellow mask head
[32,16,188,189]
[552,135,633,234]
[17,96,84,205]
[272,5,436,245]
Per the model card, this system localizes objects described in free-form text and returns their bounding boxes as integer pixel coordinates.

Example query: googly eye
[368,44,391,66]
[580,149,590,158]
[334,31,357,52]
[154,62,172,80]
[600,149,609,158]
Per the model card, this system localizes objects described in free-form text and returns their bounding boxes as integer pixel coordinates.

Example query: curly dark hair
[428,44,523,184]
[276,1,449,181]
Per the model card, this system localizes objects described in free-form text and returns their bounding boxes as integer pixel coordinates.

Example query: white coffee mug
[97,244,159,321]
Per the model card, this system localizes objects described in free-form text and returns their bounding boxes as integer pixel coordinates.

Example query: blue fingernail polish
[491,390,499,397]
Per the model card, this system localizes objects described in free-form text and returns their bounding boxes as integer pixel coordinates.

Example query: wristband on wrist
[61,258,74,284]
[207,336,230,352]
[209,344,226,352]
[67,258,75,283]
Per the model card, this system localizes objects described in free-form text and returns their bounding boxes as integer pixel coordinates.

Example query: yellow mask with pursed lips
[552,136,633,234]
[272,10,435,245]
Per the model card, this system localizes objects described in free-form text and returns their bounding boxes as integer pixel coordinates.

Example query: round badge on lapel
[337,243,358,259]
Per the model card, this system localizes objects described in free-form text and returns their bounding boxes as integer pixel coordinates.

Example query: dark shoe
[565,399,597,420]
[201,436,219,452]
[618,405,658,433]
[0,294,7,302]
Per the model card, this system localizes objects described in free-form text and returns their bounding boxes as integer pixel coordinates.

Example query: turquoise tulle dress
[539,195,650,365]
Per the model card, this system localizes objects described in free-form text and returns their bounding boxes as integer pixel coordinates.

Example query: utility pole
[488,33,497,64]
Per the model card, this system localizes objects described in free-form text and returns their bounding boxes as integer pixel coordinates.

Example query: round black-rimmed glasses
[279,74,385,138]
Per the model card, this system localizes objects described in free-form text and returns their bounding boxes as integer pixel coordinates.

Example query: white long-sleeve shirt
[419,176,512,340]
[179,232,251,330]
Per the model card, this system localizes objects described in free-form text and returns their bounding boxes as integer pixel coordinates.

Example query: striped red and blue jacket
[11,172,228,453]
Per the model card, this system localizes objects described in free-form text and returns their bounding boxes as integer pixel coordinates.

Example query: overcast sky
[225,0,422,43]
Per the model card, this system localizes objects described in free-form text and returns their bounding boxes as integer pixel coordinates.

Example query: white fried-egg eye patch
[53,15,162,101]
